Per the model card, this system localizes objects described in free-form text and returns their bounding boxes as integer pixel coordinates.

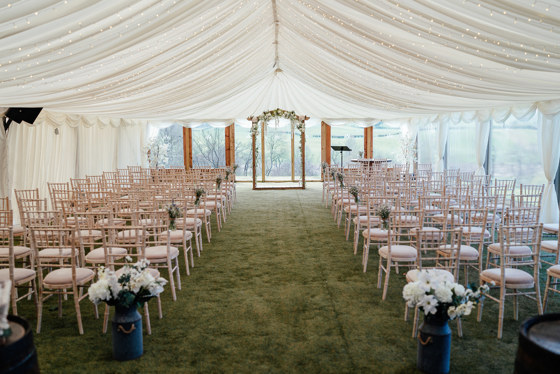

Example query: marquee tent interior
[1,0,560,220]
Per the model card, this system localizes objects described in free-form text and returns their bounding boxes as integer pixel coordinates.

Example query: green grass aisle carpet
[18,183,557,373]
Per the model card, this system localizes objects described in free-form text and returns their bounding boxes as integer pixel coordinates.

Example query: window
[446,122,477,171]
[146,124,184,168]
[490,113,546,187]
[330,125,364,167]
[372,123,400,162]
[417,123,438,166]
[192,124,225,168]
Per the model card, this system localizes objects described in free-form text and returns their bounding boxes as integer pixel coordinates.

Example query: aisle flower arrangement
[402,269,489,319]
[167,201,181,230]
[195,188,206,206]
[88,259,167,309]
[349,186,360,203]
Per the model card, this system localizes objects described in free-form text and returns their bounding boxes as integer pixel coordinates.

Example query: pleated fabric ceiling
[0,0,559,121]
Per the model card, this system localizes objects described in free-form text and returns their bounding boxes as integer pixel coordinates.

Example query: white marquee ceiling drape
[0,0,559,121]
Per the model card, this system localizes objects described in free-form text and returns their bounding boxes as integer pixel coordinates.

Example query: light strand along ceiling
[0,0,559,122]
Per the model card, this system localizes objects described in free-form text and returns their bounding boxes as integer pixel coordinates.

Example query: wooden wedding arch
[248,109,309,190]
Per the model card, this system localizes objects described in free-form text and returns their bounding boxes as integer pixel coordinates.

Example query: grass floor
[15,183,560,373]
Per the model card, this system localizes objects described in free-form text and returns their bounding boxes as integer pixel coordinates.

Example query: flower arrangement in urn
[88,258,167,310]
[402,269,489,320]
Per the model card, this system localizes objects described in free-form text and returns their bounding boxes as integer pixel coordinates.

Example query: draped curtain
[538,102,560,223]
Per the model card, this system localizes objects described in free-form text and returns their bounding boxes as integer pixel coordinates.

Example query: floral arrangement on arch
[251,108,305,138]
[402,269,489,320]
[88,259,167,310]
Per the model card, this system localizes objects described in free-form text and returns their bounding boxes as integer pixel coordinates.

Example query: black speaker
[5,107,42,124]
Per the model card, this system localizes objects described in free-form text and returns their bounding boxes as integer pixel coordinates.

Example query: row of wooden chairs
[0,166,238,335]
[323,162,558,339]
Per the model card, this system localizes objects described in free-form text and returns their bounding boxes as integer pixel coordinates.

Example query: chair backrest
[415,227,463,281]
[497,223,542,270]
[0,227,16,283]
[30,226,83,279]
[449,207,489,246]
[101,225,146,269]
[0,210,12,227]
[0,197,9,211]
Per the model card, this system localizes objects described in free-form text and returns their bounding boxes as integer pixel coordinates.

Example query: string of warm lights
[0,0,558,120]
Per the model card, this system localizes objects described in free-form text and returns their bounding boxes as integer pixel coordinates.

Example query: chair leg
[144,303,152,335]
[36,291,43,334]
[183,244,190,276]
[174,258,181,291]
[382,260,391,300]
[167,261,177,301]
[456,318,463,338]
[103,304,109,333]
[412,306,419,338]
[543,275,551,313]
[353,227,360,255]
[497,286,505,339]
[73,285,84,335]
[535,279,543,315]
[513,291,518,320]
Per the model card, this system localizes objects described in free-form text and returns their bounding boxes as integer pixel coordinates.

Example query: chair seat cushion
[38,247,73,258]
[547,265,560,278]
[362,228,390,239]
[378,245,417,261]
[204,201,222,209]
[438,244,479,260]
[85,247,127,263]
[353,216,380,225]
[78,229,103,238]
[43,267,94,286]
[543,223,559,234]
[0,268,36,283]
[406,268,453,283]
[410,227,442,241]
[186,209,211,217]
[541,240,559,252]
[344,205,368,214]
[488,243,531,257]
[397,215,420,224]
[481,268,534,288]
[160,230,193,242]
[145,245,179,261]
[175,217,202,228]
[0,246,32,257]
[116,229,148,241]
[432,214,462,223]
[459,226,491,239]
[12,225,26,235]
[96,218,126,227]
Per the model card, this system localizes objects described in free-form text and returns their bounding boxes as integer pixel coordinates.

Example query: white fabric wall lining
[0,111,146,224]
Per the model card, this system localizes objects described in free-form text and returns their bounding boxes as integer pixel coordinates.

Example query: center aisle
[168,183,419,373]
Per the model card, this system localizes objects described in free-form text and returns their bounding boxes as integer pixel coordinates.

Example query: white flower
[419,295,439,315]
[403,282,427,307]
[434,284,453,303]
[448,306,458,319]
[88,279,111,304]
[453,284,466,297]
